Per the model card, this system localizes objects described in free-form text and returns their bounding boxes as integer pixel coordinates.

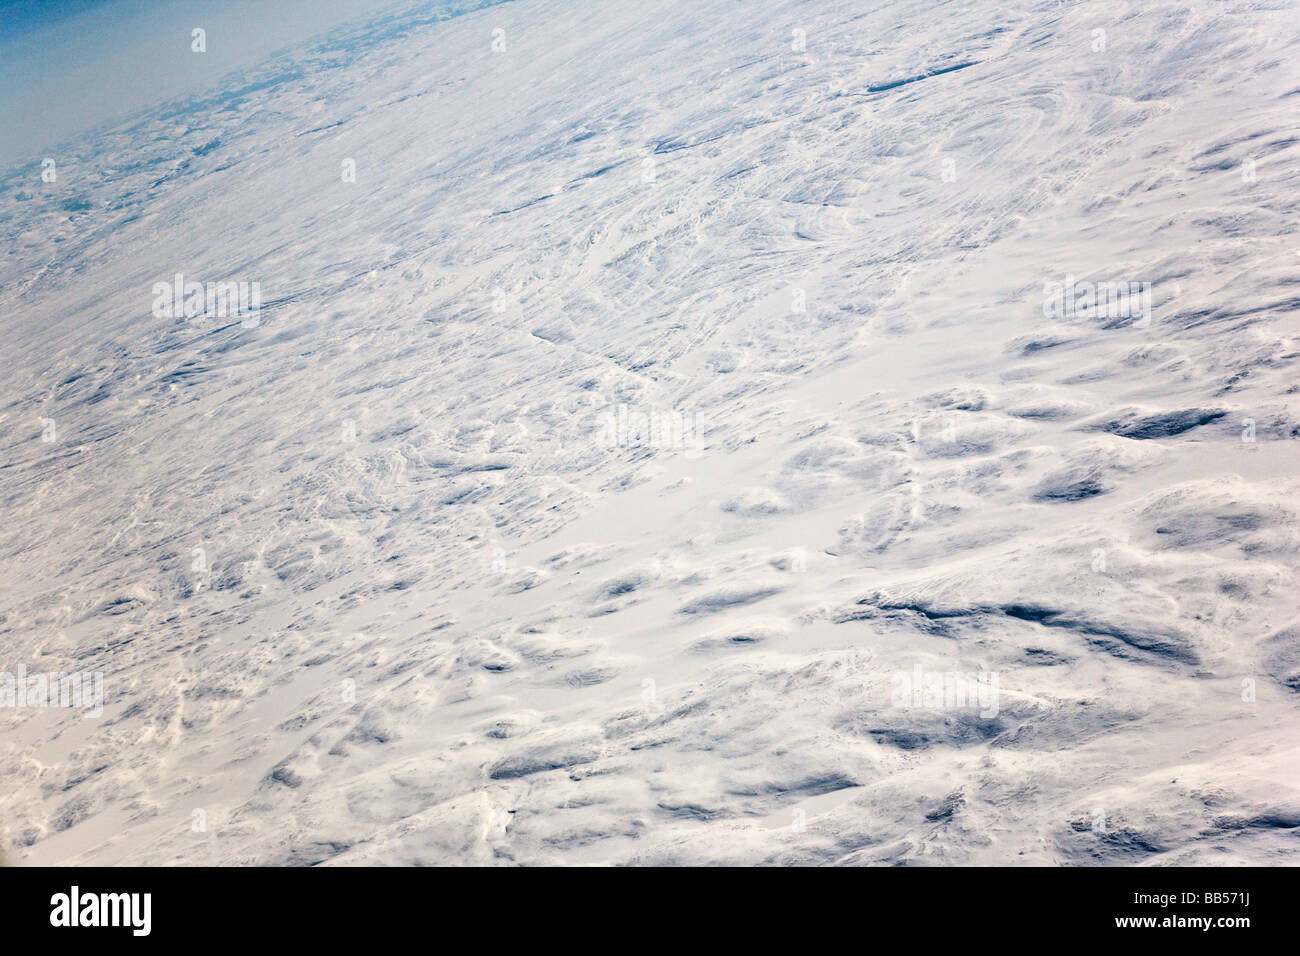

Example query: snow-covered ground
[2,0,1298,865]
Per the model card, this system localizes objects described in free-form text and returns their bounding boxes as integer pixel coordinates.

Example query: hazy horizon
[0,0,400,171]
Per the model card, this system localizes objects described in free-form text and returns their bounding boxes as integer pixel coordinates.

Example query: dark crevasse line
[864,60,980,93]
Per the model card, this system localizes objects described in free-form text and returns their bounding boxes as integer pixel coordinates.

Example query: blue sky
[0,0,125,39]
[0,0,400,170]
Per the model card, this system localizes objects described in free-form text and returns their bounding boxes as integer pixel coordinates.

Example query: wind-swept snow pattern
[1,0,1298,866]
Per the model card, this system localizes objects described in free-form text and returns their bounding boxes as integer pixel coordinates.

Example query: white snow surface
[2,0,1299,865]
